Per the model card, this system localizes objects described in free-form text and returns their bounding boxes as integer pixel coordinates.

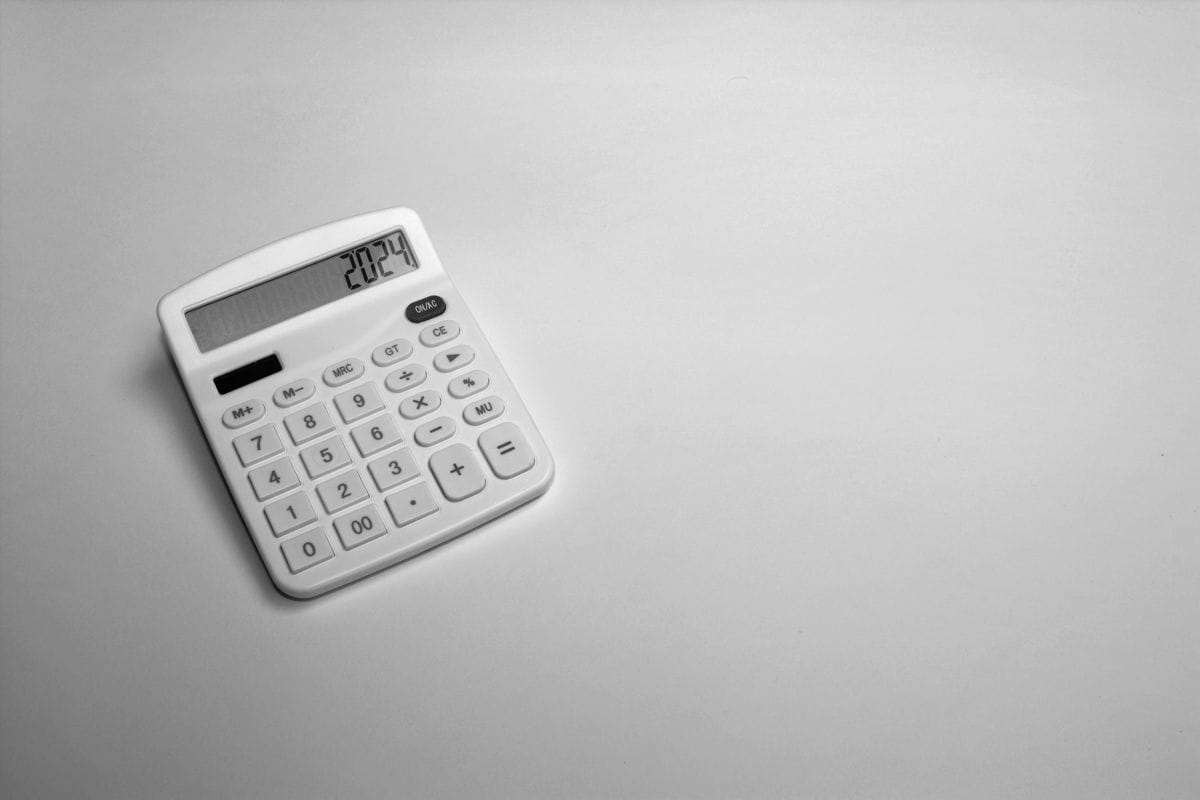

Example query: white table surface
[1,3,1197,797]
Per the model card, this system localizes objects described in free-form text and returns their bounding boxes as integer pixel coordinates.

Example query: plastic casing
[157,208,554,598]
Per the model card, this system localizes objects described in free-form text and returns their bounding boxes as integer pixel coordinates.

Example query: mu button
[463,395,505,426]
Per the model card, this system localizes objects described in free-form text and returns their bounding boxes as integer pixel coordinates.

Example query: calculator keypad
[224,308,541,586]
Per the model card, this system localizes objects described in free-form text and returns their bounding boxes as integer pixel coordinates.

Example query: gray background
[2,2,1197,797]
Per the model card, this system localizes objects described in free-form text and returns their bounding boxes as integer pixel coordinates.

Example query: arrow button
[433,345,475,373]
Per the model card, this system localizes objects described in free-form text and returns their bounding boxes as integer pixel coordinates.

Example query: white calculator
[158,208,554,598]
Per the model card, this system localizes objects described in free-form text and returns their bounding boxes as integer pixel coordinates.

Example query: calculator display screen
[185,228,419,352]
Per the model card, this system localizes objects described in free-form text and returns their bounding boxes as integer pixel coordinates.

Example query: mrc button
[405,295,446,323]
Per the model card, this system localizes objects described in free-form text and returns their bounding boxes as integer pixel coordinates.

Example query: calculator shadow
[145,336,299,610]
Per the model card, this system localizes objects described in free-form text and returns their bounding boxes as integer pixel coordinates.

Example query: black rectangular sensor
[214,353,283,395]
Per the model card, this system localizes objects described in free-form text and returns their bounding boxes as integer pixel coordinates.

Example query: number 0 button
[280,529,334,574]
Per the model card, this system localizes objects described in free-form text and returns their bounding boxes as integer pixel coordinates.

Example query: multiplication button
[399,389,442,420]
[478,422,535,479]
[429,444,486,501]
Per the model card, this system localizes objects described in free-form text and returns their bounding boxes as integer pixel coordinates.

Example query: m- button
[419,320,460,347]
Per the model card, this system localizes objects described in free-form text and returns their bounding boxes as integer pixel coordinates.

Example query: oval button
[322,358,365,387]
[222,399,266,429]
[462,395,505,426]
[371,338,413,367]
[273,378,315,408]
[433,345,474,373]
[419,320,460,347]
[384,364,427,393]
[414,416,456,447]
[405,295,446,323]
[448,370,489,399]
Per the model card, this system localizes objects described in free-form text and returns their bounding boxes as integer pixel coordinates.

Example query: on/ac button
[405,295,446,323]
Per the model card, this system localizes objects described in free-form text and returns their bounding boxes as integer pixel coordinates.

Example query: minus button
[414,415,456,447]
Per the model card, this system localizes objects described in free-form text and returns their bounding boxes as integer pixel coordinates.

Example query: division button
[322,357,365,387]
[384,364,428,393]
[222,399,265,429]
[413,416,455,447]
[418,320,461,347]
[280,528,334,574]
[399,389,442,420]
[405,295,446,323]
[263,491,317,537]
[333,505,389,550]
[273,378,316,408]
[447,370,489,399]
[385,482,439,527]
[478,422,536,479]
[371,338,413,367]
[433,345,474,373]
[428,443,486,501]
[462,395,505,426]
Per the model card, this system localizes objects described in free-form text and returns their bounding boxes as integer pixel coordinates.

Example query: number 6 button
[350,415,402,457]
